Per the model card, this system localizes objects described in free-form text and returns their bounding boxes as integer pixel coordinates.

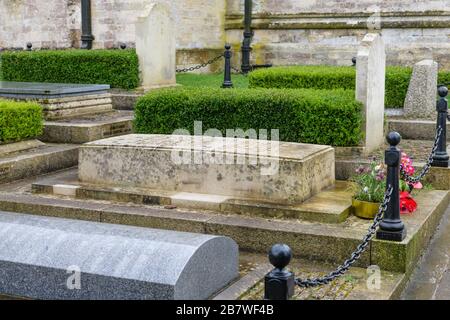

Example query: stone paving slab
[388,119,450,141]
[41,111,133,143]
[238,256,405,300]
[0,144,79,184]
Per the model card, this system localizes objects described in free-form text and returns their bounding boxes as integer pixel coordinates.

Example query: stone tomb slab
[0,211,238,300]
[79,134,335,204]
[0,81,113,120]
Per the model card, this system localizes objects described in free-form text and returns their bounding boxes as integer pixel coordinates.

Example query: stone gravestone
[0,211,239,300]
[356,33,386,153]
[404,59,438,119]
[135,3,176,90]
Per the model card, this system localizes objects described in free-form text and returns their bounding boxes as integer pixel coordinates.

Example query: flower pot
[352,198,381,219]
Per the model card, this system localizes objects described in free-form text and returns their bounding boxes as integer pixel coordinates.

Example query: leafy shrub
[134,87,363,147]
[249,65,416,108]
[0,49,139,89]
[0,100,43,143]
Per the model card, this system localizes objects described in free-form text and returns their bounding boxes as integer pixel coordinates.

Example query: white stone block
[356,33,386,152]
[135,3,176,90]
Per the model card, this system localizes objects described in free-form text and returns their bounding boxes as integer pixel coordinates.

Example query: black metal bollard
[241,0,253,74]
[81,0,95,49]
[222,44,233,89]
[120,43,127,50]
[432,86,449,167]
[26,43,32,51]
[352,57,357,66]
[376,132,407,242]
[264,244,295,300]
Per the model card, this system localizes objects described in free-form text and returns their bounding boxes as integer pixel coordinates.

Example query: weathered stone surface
[41,111,133,144]
[135,3,176,90]
[0,140,44,155]
[0,211,238,300]
[79,134,335,204]
[356,33,386,153]
[404,60,439,119]
[32,170,351,223]
[388,119,450,141]
[0,144,78,184]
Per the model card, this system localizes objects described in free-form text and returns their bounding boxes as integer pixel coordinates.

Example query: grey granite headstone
[0,211,239,300]
[404,59,438,119]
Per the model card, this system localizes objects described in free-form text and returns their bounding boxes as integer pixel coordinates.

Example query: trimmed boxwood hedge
[134,87,363,147]
[0,49,139,89]
[249,66,450,108]
[0,100,43,144]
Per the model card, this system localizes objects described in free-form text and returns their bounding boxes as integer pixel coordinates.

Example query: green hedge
[0,49,139,89]
[0,100,43,144]
[134,87,363,147]
[249,65,415,108]
[249,67,450,108]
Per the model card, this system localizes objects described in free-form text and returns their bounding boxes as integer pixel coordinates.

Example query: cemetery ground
[1,33,450,300]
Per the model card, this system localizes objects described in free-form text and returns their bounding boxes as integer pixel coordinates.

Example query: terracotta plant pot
[352,198,381,219]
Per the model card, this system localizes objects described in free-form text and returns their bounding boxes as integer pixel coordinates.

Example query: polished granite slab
[0,81,110,99]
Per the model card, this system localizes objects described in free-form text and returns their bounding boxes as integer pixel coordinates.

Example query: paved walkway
[402,205,450,300]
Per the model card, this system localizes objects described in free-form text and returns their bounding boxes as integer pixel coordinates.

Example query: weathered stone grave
[78,134,335,205]
[0,81,112,120]
[135,3,176,90]
[0,211,238,300]
[356,33,386,153]
[0,81,133,143]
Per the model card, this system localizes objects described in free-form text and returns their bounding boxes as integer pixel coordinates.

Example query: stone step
[0,143,79,184]
[226,253,406,300]
[0,211,238,300]
[41,111,134,144]
[44,103,113,120]
[31,169,351,224]
[0,180,447,275]
[387,119,449,141]
[79,134,335,205]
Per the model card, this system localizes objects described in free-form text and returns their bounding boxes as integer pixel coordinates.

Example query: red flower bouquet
[400,191,417,215]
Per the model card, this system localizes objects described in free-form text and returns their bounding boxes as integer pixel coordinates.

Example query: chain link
[176,54,224,73]
[231,66,248,77]
[400,126,443,184]
[295,186,393,288]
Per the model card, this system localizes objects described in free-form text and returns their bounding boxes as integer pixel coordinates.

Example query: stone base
[41,111,133,144]
[0,140,44,155]
[78,134,335,205]
[0,144,78,184]
[40,93,114,120]
[32,169,351,224]
[388,119,449,141]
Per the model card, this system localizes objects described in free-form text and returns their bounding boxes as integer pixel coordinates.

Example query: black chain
[231,66,248,76]
[400,126,443,184]
[295,186,393,288]
[176,54,224,73]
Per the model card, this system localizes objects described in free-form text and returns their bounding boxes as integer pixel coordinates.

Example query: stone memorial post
[356,33,386,153]
[404,59,438,119]
[135,3,176,90]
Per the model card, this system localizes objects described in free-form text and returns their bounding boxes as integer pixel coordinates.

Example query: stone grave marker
[135,3,176,90]
[404,59,438,119]
[356,33,386,153]
[0,211,239,300]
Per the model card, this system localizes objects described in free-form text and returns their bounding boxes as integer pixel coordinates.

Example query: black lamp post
[81,0,95,49]
[241,0,253,74]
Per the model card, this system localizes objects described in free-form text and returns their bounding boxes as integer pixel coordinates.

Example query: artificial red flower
[400,191,417,214]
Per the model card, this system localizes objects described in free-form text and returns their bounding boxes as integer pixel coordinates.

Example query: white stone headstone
[135,3,176,90]
[404,59,438,119]
[356,33,386,153]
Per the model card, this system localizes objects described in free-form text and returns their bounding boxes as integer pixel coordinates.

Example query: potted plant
[351,161,386,219]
